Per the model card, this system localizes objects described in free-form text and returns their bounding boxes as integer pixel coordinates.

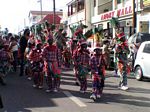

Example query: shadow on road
[88,92,150,108]
[0,73,64,112]
[1,70,150,112]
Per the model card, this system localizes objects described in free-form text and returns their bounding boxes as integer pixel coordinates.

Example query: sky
[0,0,70,34]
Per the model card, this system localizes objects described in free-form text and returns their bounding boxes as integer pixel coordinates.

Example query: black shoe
[75,82,79,86]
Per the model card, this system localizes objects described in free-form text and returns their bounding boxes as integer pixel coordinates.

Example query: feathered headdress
[110,17,120,29]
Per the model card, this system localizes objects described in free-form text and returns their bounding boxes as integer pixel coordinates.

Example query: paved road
[0,70,150,112]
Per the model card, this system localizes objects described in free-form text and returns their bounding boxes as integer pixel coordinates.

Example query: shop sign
[101,6,132,21]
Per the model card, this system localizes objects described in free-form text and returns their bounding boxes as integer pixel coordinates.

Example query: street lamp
[40,0,43,20]
[133,0,136,33]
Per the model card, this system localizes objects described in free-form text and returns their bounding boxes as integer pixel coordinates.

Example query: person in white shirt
[9,37,18,72]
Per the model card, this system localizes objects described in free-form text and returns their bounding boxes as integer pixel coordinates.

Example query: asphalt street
[0,70,150,112]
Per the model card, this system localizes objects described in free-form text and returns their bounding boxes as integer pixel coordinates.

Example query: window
[68,0,85,16]
[71,3,76,15]
[77,0,85,12]
[143,44,150,54]
[117,0,122,4]
[98,24,103,29]
[68,5,71,16]
[104,9,109,12]
[94,0,96,7]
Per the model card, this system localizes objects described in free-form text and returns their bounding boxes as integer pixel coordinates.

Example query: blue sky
[0,0,70,33]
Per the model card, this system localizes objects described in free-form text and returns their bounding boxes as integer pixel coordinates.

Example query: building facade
[64,0,135,38]
[28,11,63,26]
[136,0,150,33]
[64,0,93,36]
[92,0,134,38]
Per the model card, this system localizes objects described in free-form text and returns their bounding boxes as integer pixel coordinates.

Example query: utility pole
[133,0,136,33]
[53,0,56,25]
[40,0,43,20]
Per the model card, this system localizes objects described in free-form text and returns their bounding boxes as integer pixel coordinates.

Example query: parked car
[134,41,150,80]
[128,33,150,46]
[128,33,150,70]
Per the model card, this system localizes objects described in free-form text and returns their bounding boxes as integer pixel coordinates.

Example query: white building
[28,11,63,26]
[92,0,134,38]
[136,0,150,33]
[63,0,135,38]
[63,0,93,36]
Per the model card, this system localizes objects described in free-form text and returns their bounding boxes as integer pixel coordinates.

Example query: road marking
[63,91,87,107]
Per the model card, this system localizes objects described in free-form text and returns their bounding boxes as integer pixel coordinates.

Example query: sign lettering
[101,6,132,21]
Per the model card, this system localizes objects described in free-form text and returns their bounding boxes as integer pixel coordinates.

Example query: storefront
[137,0,150,33]
[91,5,133,38]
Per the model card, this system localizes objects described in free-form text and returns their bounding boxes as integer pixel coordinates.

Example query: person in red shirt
[29,40,43,89]
[75,40,90,93]
[62,47,72,69]
[72,44,80,86]
[90,44,106,100]
[42,37,61,92]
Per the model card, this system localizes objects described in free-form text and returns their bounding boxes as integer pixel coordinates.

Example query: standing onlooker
[103,40,110,69]
[19,29,30,76]
[9,37,18,72]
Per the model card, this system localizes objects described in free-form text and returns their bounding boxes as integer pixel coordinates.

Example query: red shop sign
[101,6,132,21]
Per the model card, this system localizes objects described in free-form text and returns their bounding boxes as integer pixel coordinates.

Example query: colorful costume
[62,48,72,68]
[75,41,90,92]
[90,46,106,100]
[72,45,80,85]
[29,43,43,88]
[110,17,130,90]
[25,37,35,79]
[42,39,61,92]
[0,48,11,76]
[115,32,130,90]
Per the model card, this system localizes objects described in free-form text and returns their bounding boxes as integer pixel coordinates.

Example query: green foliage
[36,24,42,33]
[110,17,120,29]
[84,29,93,38]
[44,21,50,28]
[50,24,56,31]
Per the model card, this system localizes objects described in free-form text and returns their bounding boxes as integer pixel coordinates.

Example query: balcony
[67,0,85,17]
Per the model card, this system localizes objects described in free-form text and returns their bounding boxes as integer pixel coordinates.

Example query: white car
[134,41,150,80]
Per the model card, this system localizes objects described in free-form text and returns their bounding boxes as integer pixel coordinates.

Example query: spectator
[9,37,18,72]
[19,29,30,76]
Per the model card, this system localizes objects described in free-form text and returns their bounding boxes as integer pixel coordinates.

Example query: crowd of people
[0,18,131,102]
